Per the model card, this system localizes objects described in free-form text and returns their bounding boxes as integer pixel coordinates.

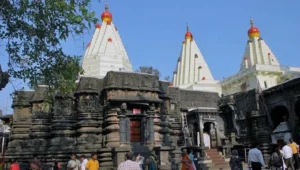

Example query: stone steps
[206,149,230,169]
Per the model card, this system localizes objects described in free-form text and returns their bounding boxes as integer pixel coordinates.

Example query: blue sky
[1,0,300,114]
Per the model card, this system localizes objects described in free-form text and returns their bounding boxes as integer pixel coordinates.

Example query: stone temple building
[6,4,300,170]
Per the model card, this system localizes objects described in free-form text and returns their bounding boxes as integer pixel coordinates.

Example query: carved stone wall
[47,96,76,165]
[28,101,51,154]
[6,91,34,161]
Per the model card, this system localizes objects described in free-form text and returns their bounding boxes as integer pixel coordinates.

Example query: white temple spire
[240,18,280,70]
[81,4,133,78]
[173,27,215,87]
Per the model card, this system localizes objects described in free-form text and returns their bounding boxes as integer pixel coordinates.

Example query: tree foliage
[0,0,97,101]
[164,76,170,82]
[136,66,160,78]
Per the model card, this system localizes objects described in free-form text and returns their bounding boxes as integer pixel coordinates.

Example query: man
[29,155,41,170]
[51,157,60,170]
[117,152,140,170]
[248,143,266,170]
[67,154,80,170]
[282,142,295,170]
[86,153,99,170]
[289,138,299,169]
[80,155,88,170]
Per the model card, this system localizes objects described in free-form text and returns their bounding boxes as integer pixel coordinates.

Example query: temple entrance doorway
[203,122,217,148]
[271,105,289,130]
[130,120,141,142]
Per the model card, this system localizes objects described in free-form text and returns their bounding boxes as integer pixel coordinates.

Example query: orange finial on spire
[101,3,112,22]
[185,24,193,40]
[248,17,260,39]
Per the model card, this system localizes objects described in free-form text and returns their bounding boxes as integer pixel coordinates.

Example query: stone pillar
[104,108,120,147]
[197,115,204,148]
[147,111,155,145]
[215,123,221,147]
[118,114,126,145]
[154,146,172,170]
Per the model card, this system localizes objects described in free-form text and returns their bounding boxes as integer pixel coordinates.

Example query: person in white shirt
[67,154,80,170]
[248,143,266,170]
[135,154,144,170]
[117,152,140,170]
[80,155,88,170]
[282,143,295,170]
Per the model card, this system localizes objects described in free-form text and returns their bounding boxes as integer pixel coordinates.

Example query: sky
[1,0,300,115]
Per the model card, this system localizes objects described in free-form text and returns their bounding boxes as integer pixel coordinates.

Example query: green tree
[0,0,97,100]
[136,66,160,78]
[164,76,170,82]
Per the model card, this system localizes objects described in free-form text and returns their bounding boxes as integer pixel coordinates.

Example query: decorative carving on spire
[105,3,109,10]
[250,17,254,26]
[101,3,112,22]
[185,24,192,40]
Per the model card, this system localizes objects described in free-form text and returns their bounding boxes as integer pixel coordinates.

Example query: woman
[188,150,196,170]
[181,151,193,170]
[269,146,283,170]
[229,150,243,170]
[145,153,158,170]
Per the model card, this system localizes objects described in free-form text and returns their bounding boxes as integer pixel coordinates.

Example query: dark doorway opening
[271,105,289,129]
[295,99,300,126]
[130,120,141,142]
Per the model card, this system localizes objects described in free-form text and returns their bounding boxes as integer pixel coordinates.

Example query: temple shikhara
[6,4,300,170]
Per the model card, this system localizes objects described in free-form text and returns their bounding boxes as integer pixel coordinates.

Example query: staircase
[206,149,230,170]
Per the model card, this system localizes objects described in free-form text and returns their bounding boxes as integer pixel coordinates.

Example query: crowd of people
[4,138,300,170]
[229,138,300,170]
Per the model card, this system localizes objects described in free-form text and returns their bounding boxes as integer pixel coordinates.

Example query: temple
[5,4,300,170]
[220,18,300,95]
[81,4,133,78]
[172,27,221,94]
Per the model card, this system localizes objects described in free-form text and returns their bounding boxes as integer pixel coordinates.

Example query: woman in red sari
[181,151,194,170]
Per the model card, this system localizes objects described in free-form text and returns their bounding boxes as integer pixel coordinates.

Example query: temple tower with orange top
[81,4,133,78]
[221,18,300,95]
[172,26,221,94]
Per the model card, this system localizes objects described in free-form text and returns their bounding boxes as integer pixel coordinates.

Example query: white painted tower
[81,4,133,78]
[172,27,221,94]
[221,18,300,95]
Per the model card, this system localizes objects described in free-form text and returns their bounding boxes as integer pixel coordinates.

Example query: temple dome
[185,26,193,40]
[101,4,112,22]
[248,18,260,39]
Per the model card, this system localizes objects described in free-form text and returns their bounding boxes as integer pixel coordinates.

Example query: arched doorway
[271,105,289,129]
[203,122,217,148]
[294,99,300,126]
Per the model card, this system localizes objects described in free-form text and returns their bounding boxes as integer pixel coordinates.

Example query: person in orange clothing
[288,138,299,169]
[9,160,20,170]
[86,153,99,170]
[181,151,193,170]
